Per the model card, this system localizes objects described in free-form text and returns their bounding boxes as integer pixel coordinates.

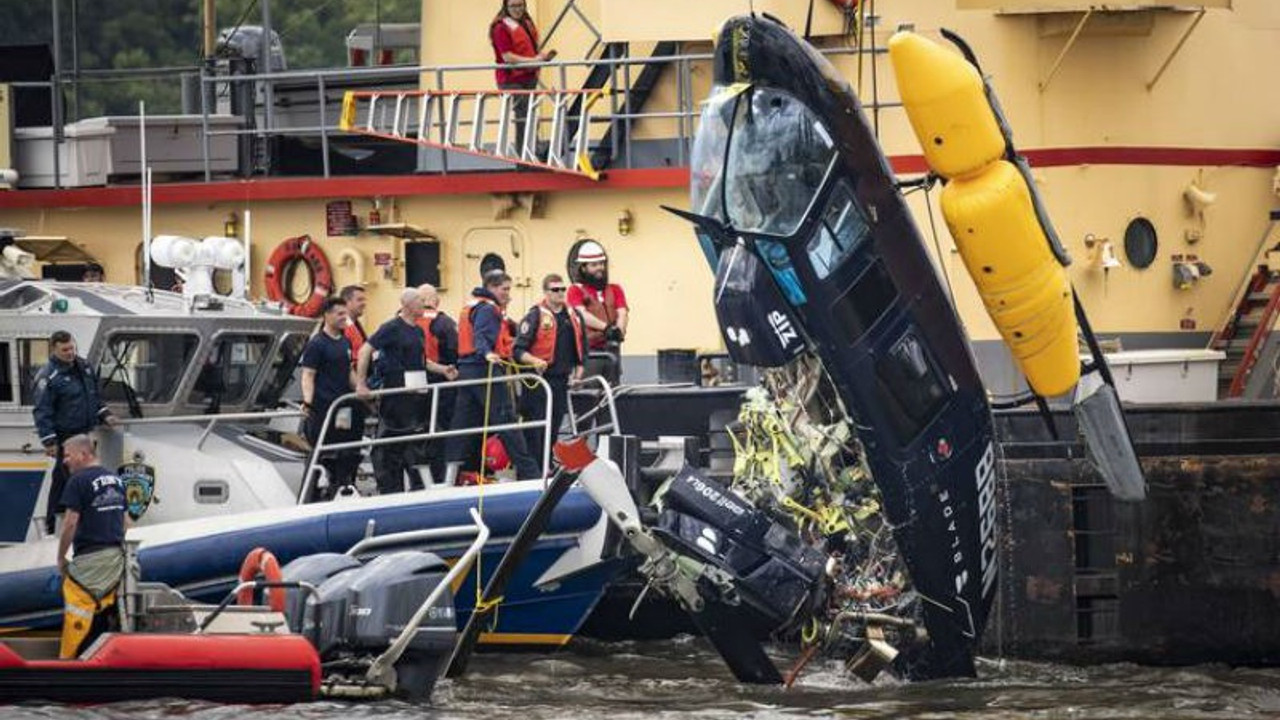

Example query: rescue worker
[566,239,629,383]
[416,283,460,484]
[489,0,556,153]
[56,434,126,659]
[447,270,541,481]
[356,288,429,494]
[33,331,117,536]
[340,285,369,369]
[513,273,586,455]
[299,297,365,500]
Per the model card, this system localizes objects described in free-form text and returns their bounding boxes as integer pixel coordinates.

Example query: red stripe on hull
[3,147,1278,209]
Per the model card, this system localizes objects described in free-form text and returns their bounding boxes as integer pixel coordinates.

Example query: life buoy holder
[264,235,333,318]
[236,547,287,612]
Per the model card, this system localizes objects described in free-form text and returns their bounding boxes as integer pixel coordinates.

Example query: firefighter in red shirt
[566,239,628,383]
[489,0,556,153]
[514,273,586,455]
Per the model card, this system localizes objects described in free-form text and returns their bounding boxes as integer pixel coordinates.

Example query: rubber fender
[888,31,1005,181]
[942,160,1080,396]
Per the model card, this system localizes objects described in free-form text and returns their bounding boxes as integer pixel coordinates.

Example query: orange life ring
[236,547,287,612]
[264,234,333,318]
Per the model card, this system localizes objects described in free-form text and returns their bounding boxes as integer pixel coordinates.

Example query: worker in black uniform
[356,288,429,494]
[416,283,459,485]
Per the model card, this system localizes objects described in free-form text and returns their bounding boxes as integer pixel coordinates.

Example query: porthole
[1123,217,1158,270]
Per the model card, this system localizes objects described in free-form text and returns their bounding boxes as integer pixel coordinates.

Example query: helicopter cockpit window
[806,181,871,280]
[756,239,807,306]
[725,88,836,236]
[690,85,836,237]
[690,86,735,224]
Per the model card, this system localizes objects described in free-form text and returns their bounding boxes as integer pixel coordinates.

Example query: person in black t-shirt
[416,283,460,485]
[56,434,126,658]
[299,297,366,500]
[356,289,429,494]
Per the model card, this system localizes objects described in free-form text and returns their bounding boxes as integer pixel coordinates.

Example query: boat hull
[0,483,617,648]
[0,633,320,704]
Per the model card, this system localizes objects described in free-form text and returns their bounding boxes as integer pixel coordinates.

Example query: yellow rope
[474,359,496,614]
[470,354,541,624]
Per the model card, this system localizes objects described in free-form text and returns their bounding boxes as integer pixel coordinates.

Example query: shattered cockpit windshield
[690,85,837,237]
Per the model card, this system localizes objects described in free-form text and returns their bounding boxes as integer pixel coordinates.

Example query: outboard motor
[280,553,362,634]
[654,466,826,630]
[303,551,458,698]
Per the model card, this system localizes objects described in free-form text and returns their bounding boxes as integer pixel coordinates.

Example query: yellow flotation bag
[942,161,1079,396]
[888,31,1080,397]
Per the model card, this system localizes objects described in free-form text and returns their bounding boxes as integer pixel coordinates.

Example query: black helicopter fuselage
[686,15,998,679]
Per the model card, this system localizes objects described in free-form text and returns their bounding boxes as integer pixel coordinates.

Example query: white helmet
[575,240,607,264]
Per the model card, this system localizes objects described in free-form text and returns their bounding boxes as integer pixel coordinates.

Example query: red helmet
[484,436,511,472]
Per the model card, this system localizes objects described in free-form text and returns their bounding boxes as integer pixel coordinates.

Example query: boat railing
[567,374,623,437]
[303,371,623,501]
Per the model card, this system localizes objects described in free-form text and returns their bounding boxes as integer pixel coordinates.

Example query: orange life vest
[458,296,515,359]
[417,309,442,364]
[578,284,619,348]
[343,320,366,368]
[528,302,584,366]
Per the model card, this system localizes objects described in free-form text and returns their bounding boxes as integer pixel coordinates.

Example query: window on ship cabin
[253,333,308,409]
[189,334,273,409]
[18,338,50,406]
[99,333,200,405]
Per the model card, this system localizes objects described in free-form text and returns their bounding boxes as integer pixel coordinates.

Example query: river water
[9,638,1280,719]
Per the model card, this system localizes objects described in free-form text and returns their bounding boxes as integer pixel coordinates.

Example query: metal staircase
[1212,210,1280,398]
[566,41,679,171]
[339,87,611,179]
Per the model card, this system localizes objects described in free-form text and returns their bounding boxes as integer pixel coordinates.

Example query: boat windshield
[690,85,837,237]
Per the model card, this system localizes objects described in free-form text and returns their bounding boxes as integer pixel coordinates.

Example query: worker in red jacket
[489,0,556,153]
[513,273,586,455]
[566,239,628,383]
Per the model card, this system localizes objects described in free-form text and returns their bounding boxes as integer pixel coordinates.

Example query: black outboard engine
[654,466,826,630]
[293,551,458,699]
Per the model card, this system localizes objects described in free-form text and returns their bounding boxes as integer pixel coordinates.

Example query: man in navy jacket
[33,331,117,535]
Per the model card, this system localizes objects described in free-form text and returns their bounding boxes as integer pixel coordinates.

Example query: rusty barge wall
[995,403,1280,665]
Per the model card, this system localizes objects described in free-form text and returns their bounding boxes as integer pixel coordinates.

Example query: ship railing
[301,371,622,503]
[21,44,898,187]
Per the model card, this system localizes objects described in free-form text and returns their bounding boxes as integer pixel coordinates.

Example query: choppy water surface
[9,638,1280,719]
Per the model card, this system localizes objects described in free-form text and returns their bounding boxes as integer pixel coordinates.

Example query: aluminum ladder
[339,87,609,179]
